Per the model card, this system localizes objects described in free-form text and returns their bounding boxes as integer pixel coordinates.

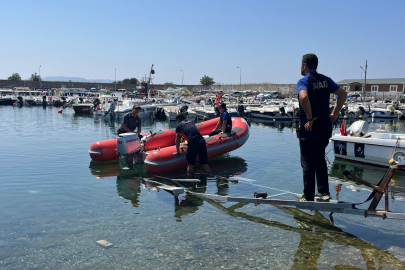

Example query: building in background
[337,78,405,99]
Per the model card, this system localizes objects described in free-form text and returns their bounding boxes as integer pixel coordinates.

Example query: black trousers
[209,128,232,137]
[186,138,208,165]
[299,128,331,201]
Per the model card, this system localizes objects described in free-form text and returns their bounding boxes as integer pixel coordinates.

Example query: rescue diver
[175,114,211,175]
[117,104,143,139]
[297,53,346,202]
[209,103,232,136]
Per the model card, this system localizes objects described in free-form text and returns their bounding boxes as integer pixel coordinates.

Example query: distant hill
[42,76,113,83]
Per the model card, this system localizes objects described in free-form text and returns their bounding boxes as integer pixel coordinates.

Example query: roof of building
[337,78,405,84]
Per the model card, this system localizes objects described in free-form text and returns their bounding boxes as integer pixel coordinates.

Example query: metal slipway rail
[153,165,405,220]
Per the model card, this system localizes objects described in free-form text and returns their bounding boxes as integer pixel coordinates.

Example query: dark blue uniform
[297,71,339,200]
[176,120,208,165]
[117,113,142,135]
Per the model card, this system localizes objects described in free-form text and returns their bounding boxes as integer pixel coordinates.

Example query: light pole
[39,65,41,87]
[236,66,241,91]
[115,68,116,92]
[180,69,184,87]
[360,60,368,102]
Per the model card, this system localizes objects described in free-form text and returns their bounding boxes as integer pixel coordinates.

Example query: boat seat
[220,131,236,138]
[205,137,216,142]
[232,127,243,133]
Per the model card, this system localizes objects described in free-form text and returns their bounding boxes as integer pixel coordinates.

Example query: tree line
[7,73,217,85]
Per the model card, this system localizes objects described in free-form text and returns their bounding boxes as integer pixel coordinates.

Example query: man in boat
[117,104,142,138]
[297,53,347,202]
[209,103,232,136]
[175,114,211,175]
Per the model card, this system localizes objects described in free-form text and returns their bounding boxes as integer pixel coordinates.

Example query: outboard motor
[61,96,66,101]
[214,106,220,117]
[358,106,369,115]
[42,95,47,106]
[93,98,100,107]
[237,105,245,116]
[117,133,146,168]
[179,105,189,115]
[279,107,286,116]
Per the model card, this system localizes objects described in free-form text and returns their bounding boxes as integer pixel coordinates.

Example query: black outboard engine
[214,106,220,117]
[237,105,245,116]
[79,97,83,103]
[279,107,286,116]
[61,96,66,101]
[358,106,366,115]
[179,105,189,115]
[93,98,100,107]
[42,95,47,106]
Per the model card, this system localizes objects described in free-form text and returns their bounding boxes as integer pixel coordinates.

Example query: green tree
[30,72,41,82]
[129,78,138,84]
[8,73,22,81]
[164,82,175,86]
[200,75,215,85]
[122,78,130,84]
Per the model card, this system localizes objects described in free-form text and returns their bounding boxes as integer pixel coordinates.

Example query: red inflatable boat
[89,118,219,162]
[144,117,249,173]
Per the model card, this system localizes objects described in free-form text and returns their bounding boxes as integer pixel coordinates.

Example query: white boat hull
[331,132,405,167]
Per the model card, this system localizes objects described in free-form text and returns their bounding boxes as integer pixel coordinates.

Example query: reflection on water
[251,119,295,132]
[329,159,405,201]
[202,198,405,270]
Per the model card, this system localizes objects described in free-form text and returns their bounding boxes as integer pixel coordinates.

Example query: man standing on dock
[117,104,142,138]
[175,114,211,175]
[297,54,347,202]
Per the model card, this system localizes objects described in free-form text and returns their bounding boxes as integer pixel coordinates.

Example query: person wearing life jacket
[117,104,142,139]
[209,103,232,136]
[296,53,347,202]
[175,114,211,175]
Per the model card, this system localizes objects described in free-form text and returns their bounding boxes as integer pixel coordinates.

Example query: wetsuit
[176,120,208,165]
[297,71,340,201]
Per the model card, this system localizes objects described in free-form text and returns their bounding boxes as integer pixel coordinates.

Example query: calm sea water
[1,106,405,269]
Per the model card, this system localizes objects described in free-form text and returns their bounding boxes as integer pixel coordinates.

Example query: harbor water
[1,106,405,269]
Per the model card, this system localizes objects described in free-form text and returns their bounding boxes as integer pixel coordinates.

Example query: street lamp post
[180,69,184,87]
[115,68,116,92]
[236,67,241,91]
[39,65,41,87]
[360,60,368,102]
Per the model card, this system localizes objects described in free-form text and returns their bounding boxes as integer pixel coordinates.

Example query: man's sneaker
[315,193,332,201]
[299,196,307,202]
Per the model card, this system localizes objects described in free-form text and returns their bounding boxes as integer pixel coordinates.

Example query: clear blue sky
[1,0,404,84]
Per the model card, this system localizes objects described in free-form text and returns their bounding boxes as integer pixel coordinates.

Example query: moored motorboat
[331,120,405,167]
[72,103,94,114]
